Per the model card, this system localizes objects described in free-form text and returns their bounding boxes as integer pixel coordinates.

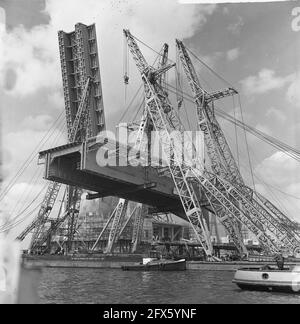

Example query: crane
[124,29,214,258]
[26,77,93,252]
[103,42,172,254]
[176,40,300,256]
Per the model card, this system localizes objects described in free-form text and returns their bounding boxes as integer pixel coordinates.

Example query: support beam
[86,182,157,200]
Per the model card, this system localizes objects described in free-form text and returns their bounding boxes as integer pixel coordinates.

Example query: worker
[124,74,129,85]
[274,253,285,270]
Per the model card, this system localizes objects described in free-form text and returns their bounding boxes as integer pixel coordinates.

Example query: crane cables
[0,111,65,201]
[0,183,48,233]
[162,82,300,163]
[0,112,66,232]
[216,107,300,163]
[175,44,300,161]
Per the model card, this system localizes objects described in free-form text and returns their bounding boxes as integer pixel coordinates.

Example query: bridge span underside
[39,139,211,223]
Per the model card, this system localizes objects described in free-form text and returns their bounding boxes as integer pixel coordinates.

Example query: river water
[38,268,300,304]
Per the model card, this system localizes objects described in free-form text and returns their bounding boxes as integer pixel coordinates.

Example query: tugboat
[233,254,300,293]
[122,249,186,271]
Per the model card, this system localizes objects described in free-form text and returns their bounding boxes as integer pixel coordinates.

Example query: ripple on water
[38,268,300,304]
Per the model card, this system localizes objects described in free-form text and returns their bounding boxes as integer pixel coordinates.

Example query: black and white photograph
[0,0,300,306]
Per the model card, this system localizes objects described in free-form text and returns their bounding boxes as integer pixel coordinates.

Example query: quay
[22,254,299,272]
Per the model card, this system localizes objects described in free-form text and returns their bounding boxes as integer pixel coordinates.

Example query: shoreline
[22,254,299,272]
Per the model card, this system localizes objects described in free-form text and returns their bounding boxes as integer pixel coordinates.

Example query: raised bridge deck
[39,137,211,221]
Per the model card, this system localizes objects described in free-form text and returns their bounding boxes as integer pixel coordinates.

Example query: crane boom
[176,39,300,256]
[176,40,247,254]
[124,29,214,257]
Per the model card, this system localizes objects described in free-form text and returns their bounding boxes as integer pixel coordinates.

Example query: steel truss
[18,23,106,252]
[19,77,93,251]
[103,43,171,253]
[124,29,214,257]
[176,40,300,256]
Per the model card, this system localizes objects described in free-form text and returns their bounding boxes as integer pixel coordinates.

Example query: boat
[122,258,186,271]
[232,266,300,293]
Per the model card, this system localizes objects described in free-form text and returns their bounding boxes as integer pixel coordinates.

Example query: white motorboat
[233,266,300,294]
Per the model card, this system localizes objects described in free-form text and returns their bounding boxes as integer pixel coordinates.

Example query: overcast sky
[0,0,300,240]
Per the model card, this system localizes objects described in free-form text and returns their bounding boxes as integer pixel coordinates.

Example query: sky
[0,0,300,241]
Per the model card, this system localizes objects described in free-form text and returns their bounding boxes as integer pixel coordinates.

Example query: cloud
[223,7,229,15]
[0,24,61,95]
[0,6,5,31]
[0,0,216,121]
[1,124,67,241]
[255,123,272,135]
[47,89,64,109]
[286,74,300,108]
[21,114,54,131]
[3,127,66,180]
[265,107,286,123]
[255,151,300,221]
[227,16,244,35]
[226,48,240,61]
[240,69,292,96]
[1,182,45,217]
[255,152,300,187]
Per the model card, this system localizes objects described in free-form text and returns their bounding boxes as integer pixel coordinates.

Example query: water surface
[38,268,300,304]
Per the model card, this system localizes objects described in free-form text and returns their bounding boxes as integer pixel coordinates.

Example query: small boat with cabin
[121,249,186,271]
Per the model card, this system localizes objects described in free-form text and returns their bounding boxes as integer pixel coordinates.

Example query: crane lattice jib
[190,169,278,254]
[105,42,172,251]
[103,99,151,253]
[130,43,170,248]
[204,193,246,255]
[17,182,60,242]
[28,182,61,248]
[20,24,102,248]
[34,210,70,248]
[124,29,213,256]
[176,40,300,255]
[176,39,243,185]
[157,43,169,86]
[176,40,248,254]
[213,174,299,251]
[252,189,300,241]
[69,77,92,141]
[106,199,129,253]
[104,95,151,252]
[20,78,92,248]
[131,204,146,253]
[17,218,38,241]
[31,79,92,250]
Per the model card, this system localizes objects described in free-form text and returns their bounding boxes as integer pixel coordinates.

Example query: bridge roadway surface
[39,137,211,221]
